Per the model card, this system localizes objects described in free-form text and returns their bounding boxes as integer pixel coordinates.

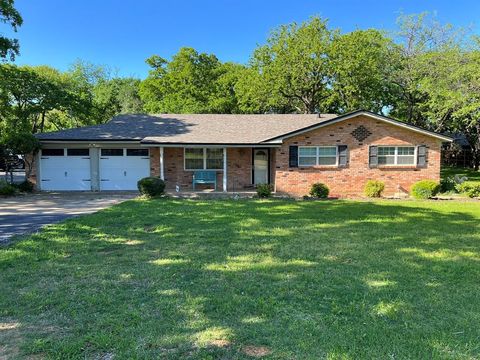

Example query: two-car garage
[39,147,150,191]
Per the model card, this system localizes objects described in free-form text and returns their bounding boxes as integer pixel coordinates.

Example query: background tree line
[1,11,480,168]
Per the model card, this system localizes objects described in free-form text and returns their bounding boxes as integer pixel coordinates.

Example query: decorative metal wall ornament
[351,125,372,142]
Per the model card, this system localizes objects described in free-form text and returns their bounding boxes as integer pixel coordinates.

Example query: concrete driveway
[0,192,137,244]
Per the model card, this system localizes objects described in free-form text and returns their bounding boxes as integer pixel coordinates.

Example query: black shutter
[369,146,378,167]
[338,145,348,167]
[417,145,427,167]
[289,146,298,168]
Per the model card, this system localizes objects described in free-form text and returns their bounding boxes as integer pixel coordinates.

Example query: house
[31,110,452,197]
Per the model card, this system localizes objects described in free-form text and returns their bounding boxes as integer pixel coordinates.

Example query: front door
[253,149,269,185]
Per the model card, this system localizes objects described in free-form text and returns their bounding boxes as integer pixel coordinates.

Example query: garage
[40,148,91,191]
[99,148,150,190]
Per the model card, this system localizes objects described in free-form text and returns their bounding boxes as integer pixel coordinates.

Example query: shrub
[309,183,329,198]
[0,180,16,196]
[137,177,166,197]
[364,180,385,198]
[17,180,35,193]
[411,180,440,199]
[456,181,480,198]
[256,183,273,198]
[440,176,456,193]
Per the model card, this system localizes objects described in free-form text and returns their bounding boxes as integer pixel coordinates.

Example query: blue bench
[192,171,217,190]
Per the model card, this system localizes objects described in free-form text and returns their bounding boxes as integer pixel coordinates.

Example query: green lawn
[1,199,480,359]
[441,165,480,182]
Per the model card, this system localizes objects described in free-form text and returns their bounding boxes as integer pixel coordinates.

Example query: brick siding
[150,147,254,191]
[274,115,442,197]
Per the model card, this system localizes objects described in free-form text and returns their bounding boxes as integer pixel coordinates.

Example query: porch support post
[223,147,227,192]
[159,147,164,180]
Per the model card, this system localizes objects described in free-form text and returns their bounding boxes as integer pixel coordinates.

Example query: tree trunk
[473,122,480,170]
[40,111,46,133]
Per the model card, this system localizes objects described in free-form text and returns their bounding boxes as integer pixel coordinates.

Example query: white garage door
[99,148,150,190]
[40,148,91,191]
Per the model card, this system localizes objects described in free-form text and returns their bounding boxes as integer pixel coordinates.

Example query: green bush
[364,180,385,198]
[309,183,329,198]
[456,181,480,198]
[137,177,166,197]
[17,180,35,193]
[440,176,456,193]
[256,183,273,198]
[0,180,16,196]
[411,180,440,199]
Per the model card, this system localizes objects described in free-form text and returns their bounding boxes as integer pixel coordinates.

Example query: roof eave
[262,110,454,143]
[140,141,281,147]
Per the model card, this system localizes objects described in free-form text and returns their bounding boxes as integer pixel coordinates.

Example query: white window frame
[377,146,417,166]
[298,146,338,167]
[184,148,224,171]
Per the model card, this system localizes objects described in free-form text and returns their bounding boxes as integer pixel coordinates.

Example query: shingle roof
[35,113,338,144]
[35,111,453,144]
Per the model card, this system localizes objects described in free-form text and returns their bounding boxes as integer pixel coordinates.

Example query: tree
[64,60,111,125]
[0,64,75,134]
[208,62,245,113]
[94,78,143,120]
[140,47,239,113]
[3,132,40,180]
[419,44,480,169]
[243,16,336,113]
[329,29,398,114]
[389,13,462,127]
[0,0,22,61]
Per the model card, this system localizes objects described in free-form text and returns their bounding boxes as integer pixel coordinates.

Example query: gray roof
[35,113,338,144]
[35,111,452,144]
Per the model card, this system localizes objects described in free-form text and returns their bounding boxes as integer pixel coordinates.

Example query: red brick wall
[274,115,443,197]
[150,147,254,191]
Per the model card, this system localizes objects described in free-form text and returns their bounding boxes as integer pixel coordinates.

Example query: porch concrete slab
[0,192,137,244]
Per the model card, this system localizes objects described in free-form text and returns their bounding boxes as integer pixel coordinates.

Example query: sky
[5,0,480,78]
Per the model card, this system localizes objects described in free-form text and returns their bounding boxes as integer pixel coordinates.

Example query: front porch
[147,146,277,192]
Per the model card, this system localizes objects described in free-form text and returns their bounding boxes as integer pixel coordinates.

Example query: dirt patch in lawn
[0,321,23,359]
[242,345,272,357]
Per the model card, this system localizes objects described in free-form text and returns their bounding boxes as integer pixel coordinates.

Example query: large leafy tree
[419,43,480,169]
[0,0,22,61]
[0,64,74,134]
[329,29,398,114]
[94,77,144,121]
[388,13,462,127]
[240,16,335,114]
[140,47,240,113]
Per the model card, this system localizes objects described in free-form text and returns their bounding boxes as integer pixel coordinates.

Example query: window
[298,146,337,166]
[185,148,204,170]
[101,148,123,156]
[67,148,89,156]
[206,148,223,169]
[378,146,415,166]
[126,149,149,157]
[42,149,64,156]
[184,148,224,170]
[298,147,317,166]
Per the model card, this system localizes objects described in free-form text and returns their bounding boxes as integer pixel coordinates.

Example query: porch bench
[192,170,217,190]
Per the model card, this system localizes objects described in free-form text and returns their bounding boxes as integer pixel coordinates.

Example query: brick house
[32,110,452,197]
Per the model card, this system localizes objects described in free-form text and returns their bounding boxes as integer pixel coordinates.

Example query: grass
[441,165,480,182]
[1,199,480,359]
